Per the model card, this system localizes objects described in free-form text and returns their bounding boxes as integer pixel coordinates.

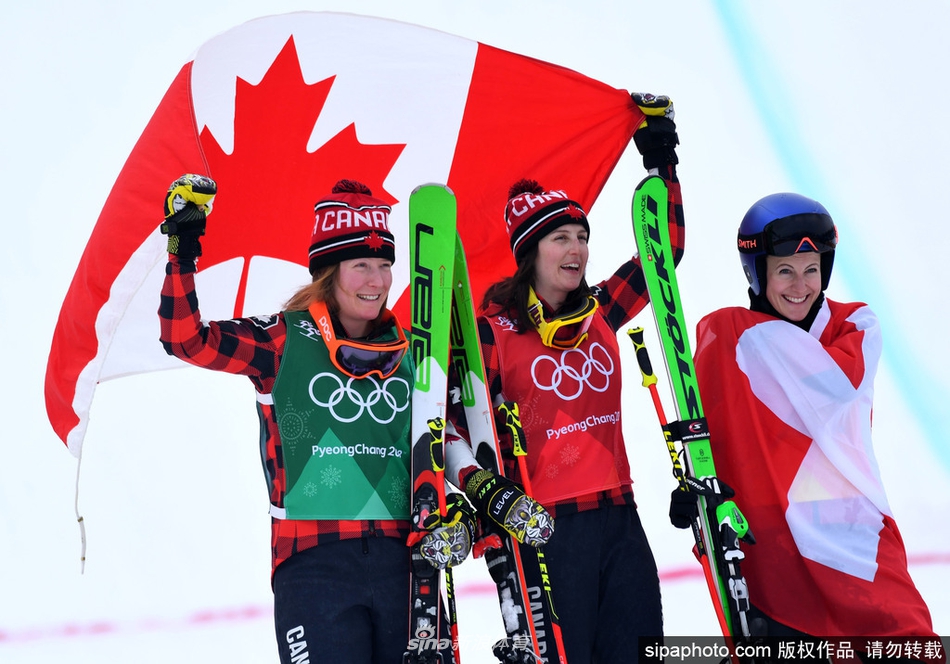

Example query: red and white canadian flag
[45,12,645,456]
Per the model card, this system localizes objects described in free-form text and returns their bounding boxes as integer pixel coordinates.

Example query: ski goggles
[308,301,408,379]
[527,286,600,350]
[738,212,838,257]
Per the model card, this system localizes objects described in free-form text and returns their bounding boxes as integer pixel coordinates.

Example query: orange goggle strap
[526,286,599,350]
[308,300,408,379]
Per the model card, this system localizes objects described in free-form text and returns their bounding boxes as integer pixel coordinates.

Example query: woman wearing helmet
[692,193,937,642]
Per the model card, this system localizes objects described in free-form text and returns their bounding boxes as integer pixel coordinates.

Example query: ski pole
[498,401,569,664]
[432,417,462,663]
[627,328,735,647]
[499,402,534,497]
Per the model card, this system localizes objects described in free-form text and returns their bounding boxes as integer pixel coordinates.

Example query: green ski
[406,183,568,663]
[406,183,458,663]
[450,233,567,664]
[630,175,756,643]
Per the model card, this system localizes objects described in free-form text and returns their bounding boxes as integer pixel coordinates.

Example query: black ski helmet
[737,193,838,296]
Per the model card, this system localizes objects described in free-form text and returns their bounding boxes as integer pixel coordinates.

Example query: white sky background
[2,1,948,662]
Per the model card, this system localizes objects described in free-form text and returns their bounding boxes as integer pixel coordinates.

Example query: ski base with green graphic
[406,183,458,664]
[450,231,568,664]
[631,174,758,647]
[407,182,567,664]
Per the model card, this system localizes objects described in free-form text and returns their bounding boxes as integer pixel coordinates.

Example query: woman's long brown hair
[284,265,337,312]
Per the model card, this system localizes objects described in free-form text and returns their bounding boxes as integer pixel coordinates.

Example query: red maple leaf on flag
[46,12,646,456]
[199,36,405,316]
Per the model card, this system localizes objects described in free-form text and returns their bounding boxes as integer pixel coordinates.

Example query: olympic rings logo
[530,342,614,401]
[308,372,410,424]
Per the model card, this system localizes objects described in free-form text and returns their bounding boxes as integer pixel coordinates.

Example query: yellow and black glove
[417,492,478,569]
[160,174,217,260]
[632,93,679,169]
[465,468,554,548]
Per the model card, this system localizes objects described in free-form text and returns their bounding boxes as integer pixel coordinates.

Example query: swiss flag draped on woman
[695,299,936,638]
[45,12,646,456]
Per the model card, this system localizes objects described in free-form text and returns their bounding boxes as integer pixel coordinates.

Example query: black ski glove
[160,174,217,261]
[669,476,740,530]
[464,469,553,547]
[632,93,679,169]
[669,487,699,529]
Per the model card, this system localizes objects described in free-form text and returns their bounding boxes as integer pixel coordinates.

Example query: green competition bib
[274,310,412,520]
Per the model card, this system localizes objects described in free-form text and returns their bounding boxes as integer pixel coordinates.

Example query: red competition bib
[487,309,631,505]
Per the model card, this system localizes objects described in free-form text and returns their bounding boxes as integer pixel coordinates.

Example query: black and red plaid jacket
[458,164,685,519]
[159,258,410,578]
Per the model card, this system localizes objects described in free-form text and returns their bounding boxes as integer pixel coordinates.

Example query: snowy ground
[3,1,948,662]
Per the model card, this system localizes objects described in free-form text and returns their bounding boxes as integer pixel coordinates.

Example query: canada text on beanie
[504,179,588,261]
[309,180,395,274]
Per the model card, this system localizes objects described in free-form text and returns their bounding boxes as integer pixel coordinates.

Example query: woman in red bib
[447,94,684,664]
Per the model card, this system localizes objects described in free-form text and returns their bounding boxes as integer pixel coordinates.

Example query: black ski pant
[272,536,453,664]
[539,503,663,664]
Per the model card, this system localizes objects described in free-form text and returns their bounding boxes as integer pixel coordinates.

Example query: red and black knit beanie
[504,179,588,261]
[309,180,395,274]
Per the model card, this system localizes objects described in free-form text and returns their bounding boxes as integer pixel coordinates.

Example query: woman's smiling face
[332,257,392,336]
[764,252,822,321]
[532,223,589,310]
